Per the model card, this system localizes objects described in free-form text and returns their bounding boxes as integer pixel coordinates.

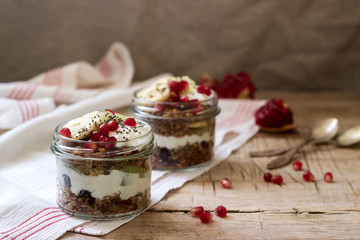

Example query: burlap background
[0,0,359,92]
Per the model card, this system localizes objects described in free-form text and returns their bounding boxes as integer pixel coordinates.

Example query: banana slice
[137,78,170,102]
[64,110,118,139]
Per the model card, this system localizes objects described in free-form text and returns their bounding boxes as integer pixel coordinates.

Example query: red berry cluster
[200,72,256,99]
[255,99,294,128]
[190,205,227,224]
[169,80,189,101]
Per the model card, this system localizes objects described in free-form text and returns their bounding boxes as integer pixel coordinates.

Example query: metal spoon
[267,118,339,169]
[337,124,360,147]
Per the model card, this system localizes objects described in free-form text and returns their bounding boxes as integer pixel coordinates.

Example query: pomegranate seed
[91,131,101,141]
[84,141,97,152]
[169,81,181,93]
[104,136,117,150]
[271,174,283,185]
[98,135,107,147]
[107,120,119,131]
[124,118,137,127]
[199,212,213,224]
[263,173,272,182]
[204,87,211,96]
[170,91,180,102]
[324,172,333,183]
[99,123,109,137]
[59,128,71,138]
[105,109,115,113]
[214,206,227,218]
[190,206,204,217]
[292,161,303,171]
[178,80,189,91]
[221,178,232,189]
[155,103,165,112]
[180,95,189,102]
[303,170,315,182]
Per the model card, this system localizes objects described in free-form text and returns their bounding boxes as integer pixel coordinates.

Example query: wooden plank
[60,211,360,239]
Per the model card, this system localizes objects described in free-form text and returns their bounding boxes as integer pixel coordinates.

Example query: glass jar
[130,89,220,170]
[50,120,157,220]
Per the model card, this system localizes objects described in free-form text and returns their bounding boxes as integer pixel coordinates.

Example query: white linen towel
[0,42,133,129]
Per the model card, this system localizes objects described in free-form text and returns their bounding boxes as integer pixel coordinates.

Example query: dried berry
[62,174,71,188]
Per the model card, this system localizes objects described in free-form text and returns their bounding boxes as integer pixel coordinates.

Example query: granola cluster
[58,185,150,217]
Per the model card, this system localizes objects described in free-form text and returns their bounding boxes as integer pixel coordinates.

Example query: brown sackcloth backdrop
[0,0,359,92]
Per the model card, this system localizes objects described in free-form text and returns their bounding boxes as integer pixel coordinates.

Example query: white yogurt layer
[186,90,214,101]
[155,132,212,149]
[58,161,151,199]
[109,122,152,148]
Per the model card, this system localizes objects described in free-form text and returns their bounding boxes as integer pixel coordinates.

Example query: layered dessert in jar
[51,110,157,219]
[131,76,220,170]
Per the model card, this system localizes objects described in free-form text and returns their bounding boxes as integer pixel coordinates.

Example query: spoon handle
[267,138,312,169]
[249,147,291,157]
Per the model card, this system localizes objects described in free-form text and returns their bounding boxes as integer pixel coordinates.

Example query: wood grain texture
[59,92,360,239]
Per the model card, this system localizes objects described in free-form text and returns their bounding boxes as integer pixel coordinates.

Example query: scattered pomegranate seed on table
[190,206,204,217]
[292,161,303,171]
[263,173,272,182]
[221,178,232,189]
[214,206,227,218]
[199,212,213,224]
[303,171,315,182]
[271,174,284,185]
[324,172,333,183]
[59,127,71,138]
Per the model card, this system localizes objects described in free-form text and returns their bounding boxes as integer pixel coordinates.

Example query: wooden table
[61,92,360,239]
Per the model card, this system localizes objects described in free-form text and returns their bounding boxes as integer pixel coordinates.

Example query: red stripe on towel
[0,207,59,235]
[11,213,68,240]
[16,101,26,123]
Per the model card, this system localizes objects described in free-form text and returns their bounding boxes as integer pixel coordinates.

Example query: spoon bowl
[337,124,360,147]
[311,118,339,142]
